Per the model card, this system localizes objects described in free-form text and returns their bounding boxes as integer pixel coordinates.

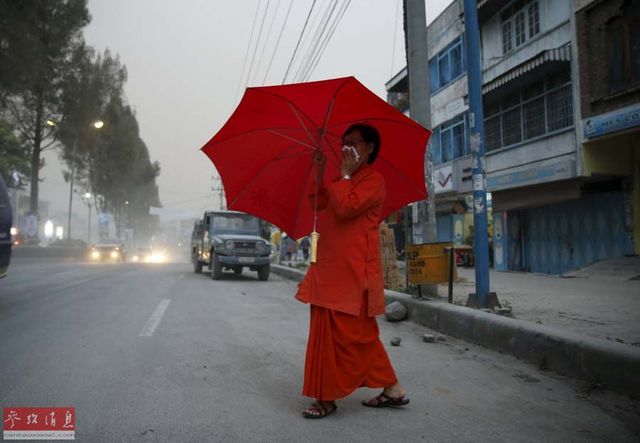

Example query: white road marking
[139,299,171,337]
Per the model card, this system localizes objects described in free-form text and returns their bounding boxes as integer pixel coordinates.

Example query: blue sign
[583,103,640,139]
[486,161,573,191]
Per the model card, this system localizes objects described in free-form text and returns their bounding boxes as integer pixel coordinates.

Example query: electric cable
[262,0,294,85]
[282,0,317,84]
[234,0,263,103]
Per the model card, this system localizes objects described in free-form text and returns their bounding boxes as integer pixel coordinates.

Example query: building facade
[386,0,638,274]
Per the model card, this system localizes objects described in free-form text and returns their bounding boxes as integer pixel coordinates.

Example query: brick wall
[576,0,640,117]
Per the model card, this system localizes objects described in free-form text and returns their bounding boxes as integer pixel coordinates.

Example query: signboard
[434,165,454,194]
[406,242,453,284]
[583,103,640,139]
[486,160,574,191]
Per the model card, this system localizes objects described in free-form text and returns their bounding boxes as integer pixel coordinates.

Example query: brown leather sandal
[302,401,337,419]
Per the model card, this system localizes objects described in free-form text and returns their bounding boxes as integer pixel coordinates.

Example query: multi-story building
[386,0,638,274]
[573,0,640,260]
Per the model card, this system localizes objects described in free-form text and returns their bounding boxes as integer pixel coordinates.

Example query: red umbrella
[201,76,431,239]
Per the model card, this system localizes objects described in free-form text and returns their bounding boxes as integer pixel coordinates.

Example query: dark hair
[343,123,381,164]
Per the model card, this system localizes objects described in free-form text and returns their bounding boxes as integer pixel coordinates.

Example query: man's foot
[361,392,410,408]
[302,400,337,419]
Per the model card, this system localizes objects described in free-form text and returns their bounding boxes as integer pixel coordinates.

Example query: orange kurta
[295,164,386,317]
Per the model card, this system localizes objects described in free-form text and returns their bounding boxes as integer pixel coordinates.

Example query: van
[0,174,13,278]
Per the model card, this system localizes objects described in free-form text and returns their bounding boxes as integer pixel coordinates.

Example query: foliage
[0,0,91,214]
[56,48,161,240]
[0,119,29,187]
[0,1,162,241]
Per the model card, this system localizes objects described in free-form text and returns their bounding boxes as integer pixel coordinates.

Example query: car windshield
[210,214,260,236]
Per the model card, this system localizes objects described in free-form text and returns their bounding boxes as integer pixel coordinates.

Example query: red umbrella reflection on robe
[201,76,431,239]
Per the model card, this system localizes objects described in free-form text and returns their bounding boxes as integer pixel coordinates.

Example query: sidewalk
[429,256,640,346]
[272,257,640,398]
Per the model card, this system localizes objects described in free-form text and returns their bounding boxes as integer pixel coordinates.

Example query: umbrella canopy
[201,76,431,239]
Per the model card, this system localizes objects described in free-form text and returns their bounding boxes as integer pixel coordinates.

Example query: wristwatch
[342,174,351,180]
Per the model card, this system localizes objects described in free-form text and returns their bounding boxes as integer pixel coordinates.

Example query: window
[484,69,573,152]
[515,12,526,47]
[528,1,540,37]
[502,21,513,54]
[606,2,640,93]
[501,0,540,54]
[429,35,466,92]
[434,114,468,164]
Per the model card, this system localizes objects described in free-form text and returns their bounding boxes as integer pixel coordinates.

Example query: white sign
[434,165,454,194]
[473,174,485,191]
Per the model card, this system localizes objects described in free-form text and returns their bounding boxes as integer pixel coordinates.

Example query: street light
[84,192,92,244]
[66,120,104,239]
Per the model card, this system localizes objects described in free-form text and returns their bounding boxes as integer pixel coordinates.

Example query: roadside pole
[462,0,494,307]
[405,0,437,297]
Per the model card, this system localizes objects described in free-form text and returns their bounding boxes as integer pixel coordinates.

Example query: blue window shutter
[429,58,439,91]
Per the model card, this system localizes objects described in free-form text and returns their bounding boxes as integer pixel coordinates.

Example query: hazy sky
[40,0,451,222]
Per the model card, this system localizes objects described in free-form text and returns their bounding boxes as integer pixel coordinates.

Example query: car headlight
[224,240,235,250]
[91,250,100,260]
[110,251,119,258]
[256,240,268,253]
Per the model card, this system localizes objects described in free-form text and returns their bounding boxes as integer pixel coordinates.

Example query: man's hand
[341,146,360,177]
[313,150,326,182]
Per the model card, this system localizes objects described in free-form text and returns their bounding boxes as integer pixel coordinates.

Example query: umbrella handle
[310,231,319,263]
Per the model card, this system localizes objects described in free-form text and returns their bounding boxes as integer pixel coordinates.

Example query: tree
[0,0,90,216]
[0,120,29,186]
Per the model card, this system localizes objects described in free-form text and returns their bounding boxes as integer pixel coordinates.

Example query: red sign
[3,407,75,440]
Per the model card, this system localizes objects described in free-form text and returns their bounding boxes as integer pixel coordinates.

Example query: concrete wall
[427,0,468,128]
[431,79,468,127]
[482,0,571,83]
[427,0,464,58]
[485,130,577,174]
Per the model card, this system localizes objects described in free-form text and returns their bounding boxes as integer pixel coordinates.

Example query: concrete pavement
[272,260,640,399]
[1,259,638,441]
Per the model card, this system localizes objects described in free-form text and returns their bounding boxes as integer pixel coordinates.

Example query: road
[1,260,638,442]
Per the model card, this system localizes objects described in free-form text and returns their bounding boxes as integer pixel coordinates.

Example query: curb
[11,246,87,260]
[272,264,640,398]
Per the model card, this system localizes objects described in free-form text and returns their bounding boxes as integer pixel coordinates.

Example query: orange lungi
[302,298,398,401]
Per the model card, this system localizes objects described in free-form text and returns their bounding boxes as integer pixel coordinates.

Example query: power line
[245,0,272,88]
[263,0,294,85]
[294,0,337,83]
[302,0,351,81]
[282,0,318,84]
[251,0,281,85]
[235,1,263,103]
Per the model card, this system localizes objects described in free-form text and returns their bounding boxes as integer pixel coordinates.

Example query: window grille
[484,71,573,152]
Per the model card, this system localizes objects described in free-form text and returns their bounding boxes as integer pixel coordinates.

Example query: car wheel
[257,264,270,281]
[193,253,203,274]
[233,267,243,275]
[211,253,223,280]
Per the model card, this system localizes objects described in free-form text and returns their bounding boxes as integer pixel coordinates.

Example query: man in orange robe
[296,123,410,419]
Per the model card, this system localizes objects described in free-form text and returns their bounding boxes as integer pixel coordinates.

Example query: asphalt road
[1,260,638,442]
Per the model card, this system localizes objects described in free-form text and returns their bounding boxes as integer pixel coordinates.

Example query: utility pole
[66,140,77,239]
[462,0,495,308]
[405,0,437,297]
